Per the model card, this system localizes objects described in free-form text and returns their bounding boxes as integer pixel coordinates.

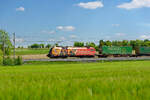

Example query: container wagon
[98,46,133,57]
[136,47,150,56]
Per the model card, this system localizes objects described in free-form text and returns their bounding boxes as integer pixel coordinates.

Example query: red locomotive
[47,46,96,58]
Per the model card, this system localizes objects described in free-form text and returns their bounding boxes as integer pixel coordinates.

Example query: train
[47,46,150,58]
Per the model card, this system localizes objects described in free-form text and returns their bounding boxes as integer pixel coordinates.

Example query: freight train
[47,46,150,58]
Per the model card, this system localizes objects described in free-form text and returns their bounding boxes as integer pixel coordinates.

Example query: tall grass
[0,61,150,100]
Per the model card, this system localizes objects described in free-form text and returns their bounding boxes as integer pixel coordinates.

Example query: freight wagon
[98,46,133,57]
[136,47,150,56]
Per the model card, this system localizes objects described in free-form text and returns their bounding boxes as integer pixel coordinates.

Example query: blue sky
[1,0,150,46]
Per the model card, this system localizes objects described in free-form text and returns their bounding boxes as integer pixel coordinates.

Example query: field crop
[0,61,150,100]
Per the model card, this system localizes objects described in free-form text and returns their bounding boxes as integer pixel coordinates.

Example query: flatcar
[47,46,96,58]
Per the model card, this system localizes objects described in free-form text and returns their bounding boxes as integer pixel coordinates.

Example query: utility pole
[13,32,16,61]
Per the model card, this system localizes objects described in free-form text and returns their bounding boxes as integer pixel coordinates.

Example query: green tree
[99,40,104,48]
[30,44,40,48]
[144,39,149,42]
[46,44,51,48]
[130,40,136,49]
[40,44,45,48]
[86,42,96,47]
[55,43,59,46]
[0,29,12,55]
[143,41,150,47]
[86,42,99,51]
[122,40,129,46]
[74,42,84,47]
[105,40,112,46]
[112,41,118,46]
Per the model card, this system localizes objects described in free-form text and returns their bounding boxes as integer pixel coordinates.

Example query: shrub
[2,56,23,66]
[3,57,14,66]
[15,56,23,65]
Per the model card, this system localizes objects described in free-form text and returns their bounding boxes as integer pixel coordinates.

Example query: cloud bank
[117,0,150,10]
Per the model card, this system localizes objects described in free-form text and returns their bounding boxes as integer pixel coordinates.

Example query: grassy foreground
[0,61,150,100]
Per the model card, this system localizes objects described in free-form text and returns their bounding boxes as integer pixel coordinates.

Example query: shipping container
[102,46,132,55]
[139,47,150,54]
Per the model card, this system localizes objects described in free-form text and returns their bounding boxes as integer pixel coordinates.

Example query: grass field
[14,48,49,55]
[0,61,150,100]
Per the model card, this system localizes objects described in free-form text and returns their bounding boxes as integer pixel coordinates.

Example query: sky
[1,0,150,46]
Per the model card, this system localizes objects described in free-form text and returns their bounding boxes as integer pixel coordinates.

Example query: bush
[3,57,14,66]
[15,56,23,65]
[2,56,23,66]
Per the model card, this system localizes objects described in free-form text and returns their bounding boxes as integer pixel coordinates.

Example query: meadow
[14,48,49,55]
[0,61,150,100]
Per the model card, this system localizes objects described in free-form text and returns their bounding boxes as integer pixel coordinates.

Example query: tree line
[74,40,150,51]
[27,44,51,48]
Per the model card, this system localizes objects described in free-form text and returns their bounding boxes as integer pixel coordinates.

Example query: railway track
[24,57,150,62]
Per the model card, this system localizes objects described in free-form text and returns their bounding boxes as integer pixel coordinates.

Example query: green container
[102,46,132,55]
[139,47,150,54]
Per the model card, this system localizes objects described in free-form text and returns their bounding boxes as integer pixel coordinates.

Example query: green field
[0,61,150,100]
[14,48,49,55]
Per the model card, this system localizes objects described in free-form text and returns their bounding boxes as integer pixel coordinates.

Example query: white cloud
[70,35,77,39]
[140,35,150,39]
[16,7,25,11]
[57,26,63,30]
[57,26,75,31]
[112,24,120,27]
[77,1,103,9]
[41,30,55,34]
[117,0,150,10]
[116,33,126,36]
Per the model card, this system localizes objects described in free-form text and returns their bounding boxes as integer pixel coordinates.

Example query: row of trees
[99,40,150,49]
[73,40,150,50]
[74,42,99,51]
[26,40,150,51]
[27,44,52,48]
